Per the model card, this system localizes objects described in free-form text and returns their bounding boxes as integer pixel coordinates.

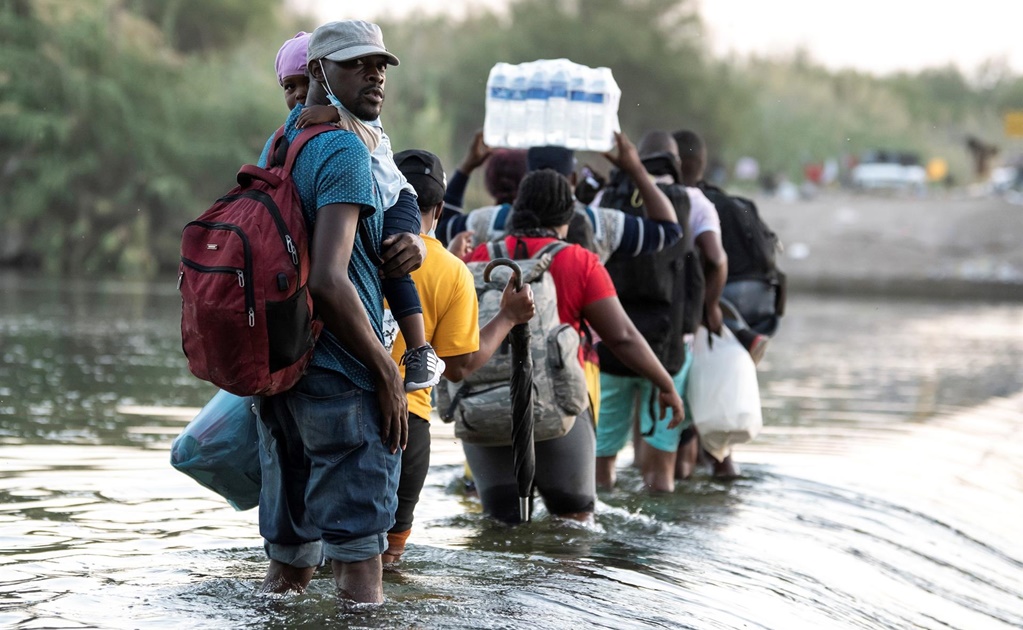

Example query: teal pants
[595,352,693,456]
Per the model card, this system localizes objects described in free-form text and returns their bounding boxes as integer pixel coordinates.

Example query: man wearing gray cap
[253,19,414,605]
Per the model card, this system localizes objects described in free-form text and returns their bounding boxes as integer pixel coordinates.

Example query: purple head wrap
[275,32,309,85]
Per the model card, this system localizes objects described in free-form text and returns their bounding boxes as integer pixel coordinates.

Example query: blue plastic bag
[170,390,261,510]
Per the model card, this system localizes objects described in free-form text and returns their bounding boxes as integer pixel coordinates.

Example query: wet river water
[1,274,1021,629]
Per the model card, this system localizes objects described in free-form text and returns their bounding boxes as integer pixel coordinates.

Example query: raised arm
[603,132,677,225]
[443,130,492,211]
[309,203,408,453]
[583,295,684,424]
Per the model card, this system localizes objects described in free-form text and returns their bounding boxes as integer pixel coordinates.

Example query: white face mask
[426,226,437,239]
[318,60,341,108]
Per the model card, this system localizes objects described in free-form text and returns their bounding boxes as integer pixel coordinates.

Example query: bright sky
[288,0,1023,75]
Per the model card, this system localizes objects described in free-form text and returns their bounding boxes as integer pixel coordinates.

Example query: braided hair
[507,169,575,238]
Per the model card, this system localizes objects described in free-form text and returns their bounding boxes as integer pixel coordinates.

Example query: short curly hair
[484,149,529,204]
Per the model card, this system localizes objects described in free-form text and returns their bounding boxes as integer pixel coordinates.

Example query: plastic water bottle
[545,60,569,146]
[483,63,511,148]
[585,68,605,152]
[566,65,590,151]
[605,66,622,138]
[524,62,549,147]
[586,67,618,152]
[505,65,528,148]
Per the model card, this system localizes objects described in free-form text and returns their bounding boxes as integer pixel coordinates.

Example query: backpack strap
[492,203,513,233]
[486,239,509,260]
[272,124,380,265]
[533,240,569,260]
[281,124,339,173]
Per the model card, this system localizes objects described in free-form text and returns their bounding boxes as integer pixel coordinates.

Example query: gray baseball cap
[306,20,400,66]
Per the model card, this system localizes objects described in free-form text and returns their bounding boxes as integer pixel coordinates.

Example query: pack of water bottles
[483,59,621,152]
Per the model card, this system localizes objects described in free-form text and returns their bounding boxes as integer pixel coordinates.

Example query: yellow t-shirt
[390,235,480,420]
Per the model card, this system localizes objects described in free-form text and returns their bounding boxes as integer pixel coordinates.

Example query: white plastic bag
[686,326,763,462]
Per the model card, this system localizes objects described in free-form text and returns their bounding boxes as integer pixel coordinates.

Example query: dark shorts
[462,409,596,523]
[256,367,400,566]
[391,413,431,534]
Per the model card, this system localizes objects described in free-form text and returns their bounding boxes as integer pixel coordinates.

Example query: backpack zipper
[182,221,256,327]
[180,259,256,328]
[217,190,301,268]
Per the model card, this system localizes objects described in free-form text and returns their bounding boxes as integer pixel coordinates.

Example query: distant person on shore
[383,148,535,564]
[273,30,445,393]
[966,135,999,183]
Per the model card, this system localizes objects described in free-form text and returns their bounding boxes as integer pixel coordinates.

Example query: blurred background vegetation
[1,0,1020,277]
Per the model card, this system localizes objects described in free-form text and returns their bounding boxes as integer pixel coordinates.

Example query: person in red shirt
[465,166,685,524]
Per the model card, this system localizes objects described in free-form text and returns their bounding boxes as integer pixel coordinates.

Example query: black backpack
[698,181,787,332]
[597,170,692,375]
[698,182,780,282]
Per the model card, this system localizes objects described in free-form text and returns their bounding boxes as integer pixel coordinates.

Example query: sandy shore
[757,191,1023,300]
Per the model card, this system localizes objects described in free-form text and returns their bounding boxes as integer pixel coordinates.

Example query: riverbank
[759,191,1023,301]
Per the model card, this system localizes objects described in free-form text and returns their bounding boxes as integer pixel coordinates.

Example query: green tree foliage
[0,0,283,275]
[1,0,1018,277]
[718,53,1012,184]
[125,0,280,54]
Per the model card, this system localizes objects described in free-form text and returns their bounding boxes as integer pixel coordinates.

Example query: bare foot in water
[711,454,740,480]
[381,547,404,566]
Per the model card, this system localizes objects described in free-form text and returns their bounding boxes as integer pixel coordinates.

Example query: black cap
[527,145,575,176]
[394,149,446,206]
[640,151,681,182]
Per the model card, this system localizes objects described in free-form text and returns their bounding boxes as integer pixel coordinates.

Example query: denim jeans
[256,367,400,566]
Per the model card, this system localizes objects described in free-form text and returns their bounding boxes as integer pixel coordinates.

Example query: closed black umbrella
[484,257,534,522]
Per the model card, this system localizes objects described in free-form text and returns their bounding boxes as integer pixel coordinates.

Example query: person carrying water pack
[271,30,446,393]
[383,149,535,564]
[440,132,685,427]
[438,133,601,259]
[252,20,422,604]
[463,144,685,525]
[435,132,525,256]
[444,138,685,266]
[594,130,695,492]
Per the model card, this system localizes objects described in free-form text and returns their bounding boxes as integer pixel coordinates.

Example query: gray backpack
[437,240,589,445]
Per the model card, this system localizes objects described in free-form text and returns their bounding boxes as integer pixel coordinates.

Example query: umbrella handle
[483,258,523,291]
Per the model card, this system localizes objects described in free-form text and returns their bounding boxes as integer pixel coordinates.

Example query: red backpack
[178,124,335,396]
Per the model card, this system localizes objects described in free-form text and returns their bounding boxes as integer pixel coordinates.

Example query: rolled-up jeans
[256,366,400,566]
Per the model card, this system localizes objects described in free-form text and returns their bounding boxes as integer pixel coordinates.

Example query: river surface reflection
[1,274,1021,629]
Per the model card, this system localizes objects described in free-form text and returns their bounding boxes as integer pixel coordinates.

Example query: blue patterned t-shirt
[259,106,384,391]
